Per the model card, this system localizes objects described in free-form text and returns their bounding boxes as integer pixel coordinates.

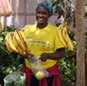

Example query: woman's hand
[39,48,65,61]
[21,52,34,59]
[39,53,50,62]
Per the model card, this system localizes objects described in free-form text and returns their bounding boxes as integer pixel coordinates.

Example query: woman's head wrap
[36,1,53,16]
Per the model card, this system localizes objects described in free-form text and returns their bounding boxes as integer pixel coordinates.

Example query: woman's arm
[40,48,65,61]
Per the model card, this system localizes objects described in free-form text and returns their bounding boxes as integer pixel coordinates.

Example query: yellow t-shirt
[5,23,74,69]
[20,24,66,69]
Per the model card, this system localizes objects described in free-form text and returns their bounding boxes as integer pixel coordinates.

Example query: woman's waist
[24,58,57,69]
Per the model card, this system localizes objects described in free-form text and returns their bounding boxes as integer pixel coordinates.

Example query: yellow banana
[16,31,27,51]
[13,31,24,54]
[13,31,28,55]
[5,30,28,55]
[57,25,67,48]
[5,32,18,52]
[62,26,74,51]
[5,37,13,52]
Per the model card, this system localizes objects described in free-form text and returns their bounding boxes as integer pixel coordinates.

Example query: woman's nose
[37,13,43,17]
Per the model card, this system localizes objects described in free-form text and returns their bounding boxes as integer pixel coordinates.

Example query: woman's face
[36,6,49,25]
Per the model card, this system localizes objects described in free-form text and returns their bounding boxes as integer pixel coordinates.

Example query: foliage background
[0,0,76,86]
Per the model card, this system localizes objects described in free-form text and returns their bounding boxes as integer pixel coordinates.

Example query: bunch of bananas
[5,31,28,55]
[57,24,74,51]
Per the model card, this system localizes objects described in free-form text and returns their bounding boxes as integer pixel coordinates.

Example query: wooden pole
[75,0,85,86]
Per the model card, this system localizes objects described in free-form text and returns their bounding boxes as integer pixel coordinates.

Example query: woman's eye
[37,11,48,14]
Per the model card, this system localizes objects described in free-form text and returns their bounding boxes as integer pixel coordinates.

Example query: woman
[55,6,65,27]
[22,2,64,86]
[5,1,74,86]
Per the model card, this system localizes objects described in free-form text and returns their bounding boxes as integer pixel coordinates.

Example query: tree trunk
[75,0,85,86]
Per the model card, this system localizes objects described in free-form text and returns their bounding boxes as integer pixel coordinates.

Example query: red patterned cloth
[23,64,61,86]
[0,0,12,16]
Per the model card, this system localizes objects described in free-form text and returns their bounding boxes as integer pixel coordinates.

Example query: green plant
[59,49,76,86]
[0,26,22,85]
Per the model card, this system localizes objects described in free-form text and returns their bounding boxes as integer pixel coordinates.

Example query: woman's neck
[37,23,48,29]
